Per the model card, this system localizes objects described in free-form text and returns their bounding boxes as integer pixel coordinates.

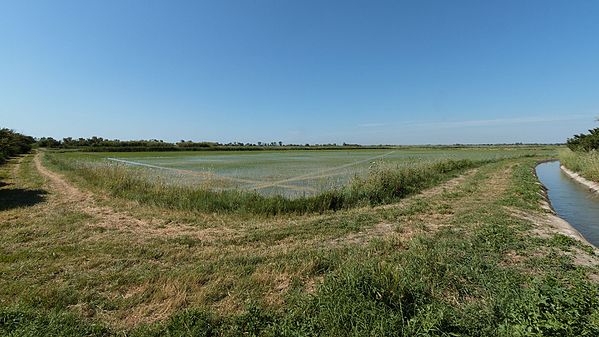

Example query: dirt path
[34,152,146,226]
[10,155,24,180]
[328,168,482,245]
[36,153,581,252]
[33,152,214,239]
[34,152,91,203]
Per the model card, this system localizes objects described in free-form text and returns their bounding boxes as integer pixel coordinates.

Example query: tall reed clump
[559,148,599,182]
[45,154,480,215]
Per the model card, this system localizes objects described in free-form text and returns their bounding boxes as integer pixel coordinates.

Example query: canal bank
[536,161,599,248]
[561,165,599,194]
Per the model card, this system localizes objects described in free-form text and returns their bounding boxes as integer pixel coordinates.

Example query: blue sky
[1,0,598,144]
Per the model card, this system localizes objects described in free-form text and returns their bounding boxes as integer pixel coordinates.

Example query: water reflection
[536,161,599,247]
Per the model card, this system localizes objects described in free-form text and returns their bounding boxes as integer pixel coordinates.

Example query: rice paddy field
[49,146,553,198]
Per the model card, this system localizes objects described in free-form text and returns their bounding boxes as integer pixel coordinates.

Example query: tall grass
[5,175,599,337]
[559,148,599,182]
[45,153,480,215]
[5,153,599,336]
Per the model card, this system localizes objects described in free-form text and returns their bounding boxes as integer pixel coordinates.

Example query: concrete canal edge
[560,165,599,194]
[534,161,596,249]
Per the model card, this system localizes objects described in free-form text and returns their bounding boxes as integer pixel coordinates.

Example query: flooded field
[54,146,554,197]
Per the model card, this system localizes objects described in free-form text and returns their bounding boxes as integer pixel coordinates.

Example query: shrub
[566,128,599,152]
[0,128,35,164]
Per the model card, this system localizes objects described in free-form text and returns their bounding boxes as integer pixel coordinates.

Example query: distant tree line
[33,135,558,152]
[0,128,35,164]
[35,136,375,152]
[38,136,177,151]
[567,128,599,152]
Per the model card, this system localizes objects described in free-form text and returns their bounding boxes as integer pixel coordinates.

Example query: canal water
[536,161,599,247]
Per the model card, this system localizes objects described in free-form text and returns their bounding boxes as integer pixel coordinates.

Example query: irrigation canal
[536,161,599,247]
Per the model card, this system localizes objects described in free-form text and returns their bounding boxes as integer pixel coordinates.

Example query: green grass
[45,152,479,215]
[4,147,599,336]
[48,146,557,197]
[559,148,599,182]
[43,146,556,215]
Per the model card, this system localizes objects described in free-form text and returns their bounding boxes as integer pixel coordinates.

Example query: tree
[0,128,35,164]
[567,127,599,151]
[38,137,61,148]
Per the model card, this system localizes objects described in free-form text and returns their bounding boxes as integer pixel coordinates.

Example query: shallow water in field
[536,161,599,246]
[64,147,555,198]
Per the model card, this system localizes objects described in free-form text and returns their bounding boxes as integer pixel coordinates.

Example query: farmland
[46,146,551,197]
[2,145,599,336]
[4,0,599,335]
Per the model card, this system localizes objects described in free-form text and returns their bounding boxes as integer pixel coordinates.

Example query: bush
[0,128,35,164]
[566,128,599,152]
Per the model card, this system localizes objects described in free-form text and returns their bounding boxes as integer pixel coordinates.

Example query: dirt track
[34,152,147,227]
[33,152,595,252]
[33,152,209,239]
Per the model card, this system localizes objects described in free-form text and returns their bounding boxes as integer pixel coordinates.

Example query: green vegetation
[0,128,35,164]
[37,135,556,153]
[566,127,599,152]
[560,125,599,181]
[3,146,599,336]
[46,152,478,215]
[44,147,552,214]
[46,147,553,198]
[559,148,599,182]
[37,136,383,152]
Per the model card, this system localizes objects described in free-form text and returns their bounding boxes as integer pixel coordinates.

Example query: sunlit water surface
[536,161,599,246]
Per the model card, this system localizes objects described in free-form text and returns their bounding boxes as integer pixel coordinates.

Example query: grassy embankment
[559,148,599,182]
[2,148,599,336]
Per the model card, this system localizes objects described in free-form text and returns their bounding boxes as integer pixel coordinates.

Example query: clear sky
[1,0,598,144]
